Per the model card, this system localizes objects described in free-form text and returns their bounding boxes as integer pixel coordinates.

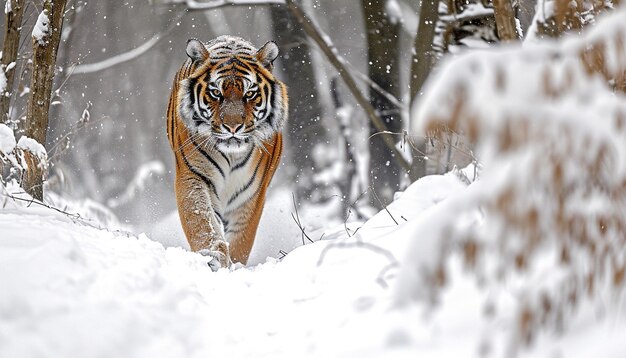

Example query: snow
[0,172,463,358]
[0,123,16,155]
[3,163,624,357]
[385,0,403,25]
[17,136,47,159]
[405,6,626,356]
[32,10,50,45]
[148,187,332,266]
[0,69,6,96]
[440,2,493,21]
[4,0,11,14]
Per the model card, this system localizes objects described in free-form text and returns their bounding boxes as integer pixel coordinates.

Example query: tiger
[166,36,288,270]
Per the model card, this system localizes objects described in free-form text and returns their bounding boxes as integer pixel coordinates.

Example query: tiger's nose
[223,123,243,134]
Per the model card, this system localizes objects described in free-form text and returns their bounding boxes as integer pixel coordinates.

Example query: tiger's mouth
[216,136,251,145]
[215,135,254,155]
[194,122,261,154]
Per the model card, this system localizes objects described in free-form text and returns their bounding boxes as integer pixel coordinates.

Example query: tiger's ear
[256,41,279,71]
[186,38,209,62]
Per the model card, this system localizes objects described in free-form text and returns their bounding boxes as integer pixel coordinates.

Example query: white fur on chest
[212,149,260,216]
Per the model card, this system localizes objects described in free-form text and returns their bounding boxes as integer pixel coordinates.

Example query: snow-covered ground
[1,167,625,358]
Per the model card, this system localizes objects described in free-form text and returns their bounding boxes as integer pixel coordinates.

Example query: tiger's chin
[216,138,253,155]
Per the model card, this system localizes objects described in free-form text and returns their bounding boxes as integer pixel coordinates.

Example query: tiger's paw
[198,240,232,272]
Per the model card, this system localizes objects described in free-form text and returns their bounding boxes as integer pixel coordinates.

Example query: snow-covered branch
[156,0,284,9]
[73,12,184,75]
[73,35,161,75]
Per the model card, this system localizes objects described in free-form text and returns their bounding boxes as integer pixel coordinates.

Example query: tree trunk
[24,0,67,200]
[270,3,326,200]
[362,0,402,207]
[493,0,519,41]
[409,0,440,181]
[0,0,26,126]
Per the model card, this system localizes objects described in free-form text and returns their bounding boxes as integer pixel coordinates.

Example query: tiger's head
[177,36,288,155]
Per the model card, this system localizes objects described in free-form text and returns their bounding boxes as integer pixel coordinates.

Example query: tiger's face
[178,36,287,155]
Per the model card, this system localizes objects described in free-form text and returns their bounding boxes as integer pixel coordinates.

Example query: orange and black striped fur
[166,36,288,268]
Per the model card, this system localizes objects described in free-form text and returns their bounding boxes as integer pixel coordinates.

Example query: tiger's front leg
[175,171,232,270]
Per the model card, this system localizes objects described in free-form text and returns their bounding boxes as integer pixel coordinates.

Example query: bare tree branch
[291,192,314,245]
[0,187,134,237]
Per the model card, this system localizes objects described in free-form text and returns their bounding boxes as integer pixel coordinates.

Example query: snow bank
[2,161,625,357]
[0,169,473,358]
[404,6,626,356]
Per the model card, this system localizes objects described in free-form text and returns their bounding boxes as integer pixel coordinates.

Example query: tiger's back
[166,36,287,267]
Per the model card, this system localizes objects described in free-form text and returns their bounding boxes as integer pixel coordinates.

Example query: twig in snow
[0,186,133,237]
[291,192,314,245]
[343,189,368,238]
[47,101,103,162]
[369,182,399,226]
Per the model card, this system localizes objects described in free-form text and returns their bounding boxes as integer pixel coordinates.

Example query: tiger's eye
[211,89,221,97]
[245,91,255,98]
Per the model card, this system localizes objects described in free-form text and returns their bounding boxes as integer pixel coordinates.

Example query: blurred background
[0,0,590,233]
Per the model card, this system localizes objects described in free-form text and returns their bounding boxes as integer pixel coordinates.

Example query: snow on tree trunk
[0,123,48,193]
[401,6,626,353]
[0,0,25,126]
[24,0,67,200]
